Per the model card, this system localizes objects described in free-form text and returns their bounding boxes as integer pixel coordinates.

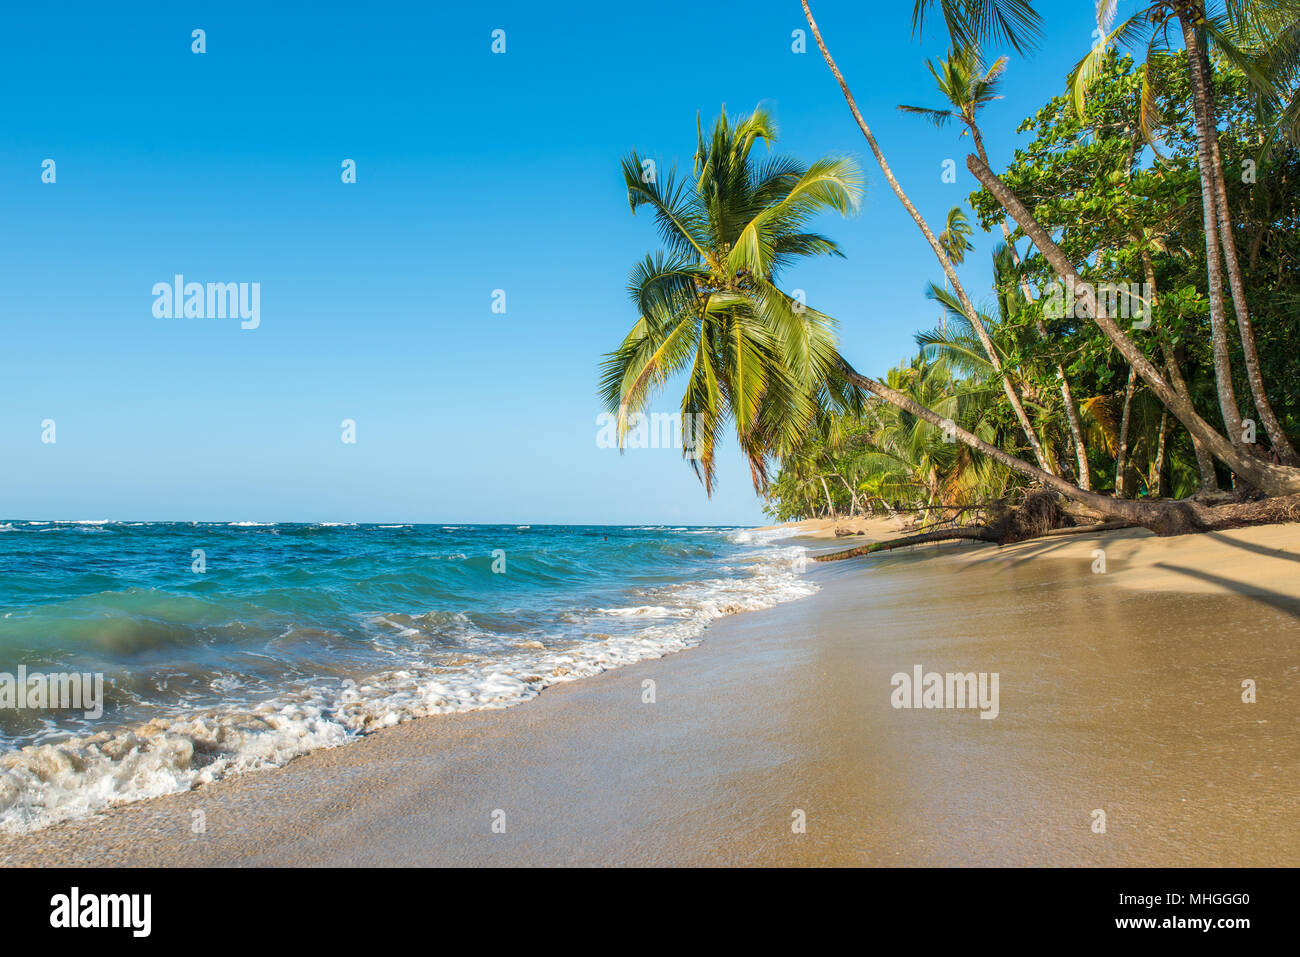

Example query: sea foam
[0,527,815,832]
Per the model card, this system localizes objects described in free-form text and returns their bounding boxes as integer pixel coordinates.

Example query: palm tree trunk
[1152,408,1169,498]
[1056,368,1090,489]
[977,127,1091,491]
[836,473,859,514]
[820,475,835,517]
[799,0,1055,477]
[838,358,1210,534]
[965,152,1300,495]
[1140,246,1217,493]
[1163,344,1220,492]
[1179,13,1243,444]
[1115,366,1138,497]
[801,0,1300,505]
[1193,40,1298,463]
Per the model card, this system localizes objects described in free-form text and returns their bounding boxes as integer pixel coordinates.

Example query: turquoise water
[0,521,812,830]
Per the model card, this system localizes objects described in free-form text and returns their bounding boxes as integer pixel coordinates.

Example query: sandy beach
[1,522,1297,867]
[756,515,910,541]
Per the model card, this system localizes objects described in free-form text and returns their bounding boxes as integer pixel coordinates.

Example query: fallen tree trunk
[813,526,994,562]
[1039,521,1136,538]
[813,497,1300,562]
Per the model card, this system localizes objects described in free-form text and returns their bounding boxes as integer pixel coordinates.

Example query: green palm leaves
[910,0,1042,56]
[938,207,974,265]
[899,46,1008,134]
[600,107,863,493]
[1069,0,1300,136]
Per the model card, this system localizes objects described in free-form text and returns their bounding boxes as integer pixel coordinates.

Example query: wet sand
[1,524,1296,866]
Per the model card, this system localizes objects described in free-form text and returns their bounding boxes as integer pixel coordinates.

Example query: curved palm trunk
[966,152,1300,495]
[1179,13,1243,444]
[799,0,1054,476]
[820,475,835,517]
[801,0,1300,508]
[839,358,1210,534]
[1141,248,1218,493]
[1163,344,1220,492]
[1192,40,1298,463]
[835,473,859,514]
[1055,366,1090,489]
[1115,366,1138,498]
[1152,408,1169,498]
[975,128,1092,490]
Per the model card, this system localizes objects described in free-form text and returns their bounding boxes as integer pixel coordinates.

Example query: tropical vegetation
[602,0,1300,541]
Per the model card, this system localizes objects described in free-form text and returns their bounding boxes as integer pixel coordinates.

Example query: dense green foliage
[603,1,1300,529]
[765,50,1300,521]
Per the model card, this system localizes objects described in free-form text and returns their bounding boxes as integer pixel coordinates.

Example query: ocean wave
[727,526,793,545]
[0,532,816,833]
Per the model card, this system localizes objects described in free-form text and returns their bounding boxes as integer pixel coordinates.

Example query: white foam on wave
[727,526,794,545]
[0,538,817,833]
[597,605,683,618]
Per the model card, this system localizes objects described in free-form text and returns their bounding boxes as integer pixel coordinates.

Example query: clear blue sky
[0,0,1097,525]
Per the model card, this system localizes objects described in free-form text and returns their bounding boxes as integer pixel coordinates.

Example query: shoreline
[2,522,1297,866]
[757,514,911,542]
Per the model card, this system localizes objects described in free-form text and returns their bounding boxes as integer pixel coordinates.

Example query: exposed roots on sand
[814,489,1300,562]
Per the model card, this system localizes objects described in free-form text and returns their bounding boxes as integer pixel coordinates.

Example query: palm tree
[899,45,1009,153]
[936,206,973,332]
[796,5,1055,476]
[938,206,974,266]
[909,0,1042,55]
[968,140,1300,496]
[1072,0,1299,463]
[1260,16,1300,144]
[921,250,1077,482]
[901,46,1093,489]
[599,107,862,493]
[780,356,1017,518]
[801,0,1300,520]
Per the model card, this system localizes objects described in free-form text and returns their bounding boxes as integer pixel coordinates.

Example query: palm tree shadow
[1153,562,1300,620]
[1205,531,1300,565]
[958,538,1075,570]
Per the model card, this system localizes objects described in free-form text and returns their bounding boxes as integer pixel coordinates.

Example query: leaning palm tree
[599,107,862,493]
[899,45,1009,150]
[901,46,1093,489]
[938,206,974,266]
[935,206,973,332]
[800,0,1300,523]
[797,5,1054,477]
[1072,0,1299,463]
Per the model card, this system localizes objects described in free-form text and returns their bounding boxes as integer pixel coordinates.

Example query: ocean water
[0,521,812,831]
